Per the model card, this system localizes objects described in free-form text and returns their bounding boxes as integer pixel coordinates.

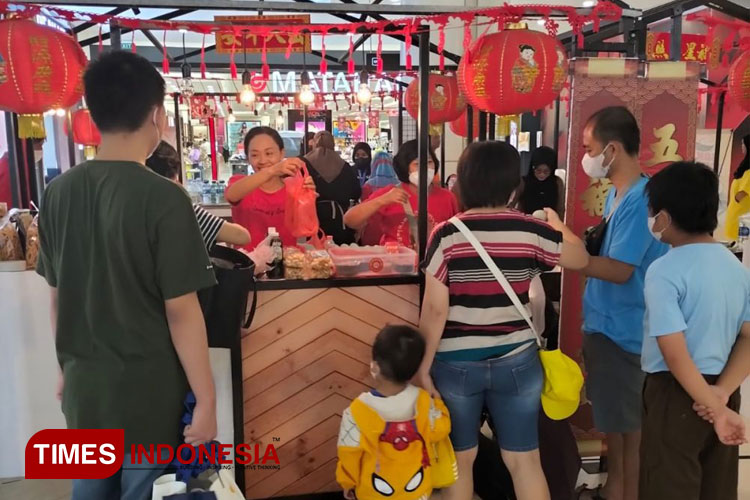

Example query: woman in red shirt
[343,139,458,248]
[225,126,315,250]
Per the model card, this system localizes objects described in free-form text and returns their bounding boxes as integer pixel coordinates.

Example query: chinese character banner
[214,15,311,54]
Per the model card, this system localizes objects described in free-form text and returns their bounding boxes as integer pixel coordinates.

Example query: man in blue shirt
[640,161,748,500]
[548,106,669,500]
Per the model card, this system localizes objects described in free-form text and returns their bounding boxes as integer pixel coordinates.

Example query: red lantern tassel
[262,35,270,80]
[131,30,136,53]
[230,45,238,79]
[200,34,207,79]
[348,34,355,74]
[438,23,445,71]
[405,22,413,71]
[377,33,383,74]
[463,20,472,53]
[285,34,293,60]
[162,31,169,74]
[320,34,328,74]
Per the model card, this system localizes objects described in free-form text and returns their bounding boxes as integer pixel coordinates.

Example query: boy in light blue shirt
[640,161,749,500]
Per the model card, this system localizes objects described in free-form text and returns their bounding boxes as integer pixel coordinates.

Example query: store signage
[646,33,709,62]
[269,71,394,94]
[214,15,311,54]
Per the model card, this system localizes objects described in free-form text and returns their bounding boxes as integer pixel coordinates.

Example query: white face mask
[647,212,668,242]
[409,168,435,187]
[582,144,615,179]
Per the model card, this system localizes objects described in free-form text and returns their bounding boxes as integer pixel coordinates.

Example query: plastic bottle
[211,180,219,204]
[201,180,212,205]
[266,227,285,280]
[218,180,227,204]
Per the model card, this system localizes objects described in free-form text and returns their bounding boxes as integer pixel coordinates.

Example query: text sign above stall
[646,33,709,62]
[214,15,311,54]
[269,71,395,94]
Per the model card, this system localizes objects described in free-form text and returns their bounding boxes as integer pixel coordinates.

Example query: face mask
[409,168,435,187]
[647,212,668,241]
[354,157,370,170]
[148,108,162,159]
[582,144,615,179]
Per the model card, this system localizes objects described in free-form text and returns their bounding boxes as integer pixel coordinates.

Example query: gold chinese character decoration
[581,178,612,217]
[645,123,683,167]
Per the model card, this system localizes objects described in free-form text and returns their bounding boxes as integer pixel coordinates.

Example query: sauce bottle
[266,227,285,280]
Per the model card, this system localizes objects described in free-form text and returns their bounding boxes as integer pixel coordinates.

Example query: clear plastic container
[328,245,417,277]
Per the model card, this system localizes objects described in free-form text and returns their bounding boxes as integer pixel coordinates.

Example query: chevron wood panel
[242,285,420,499]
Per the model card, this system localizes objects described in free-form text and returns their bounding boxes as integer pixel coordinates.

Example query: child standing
[336,325,452,500]
[640,161,749,500]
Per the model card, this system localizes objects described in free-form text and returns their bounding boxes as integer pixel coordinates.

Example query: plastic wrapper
[283,247,333,280]
[0,215,23,262]
[25,215,39,269]
[283,247,306,280]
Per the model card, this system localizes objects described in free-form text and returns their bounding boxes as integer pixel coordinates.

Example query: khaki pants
[640,372,741,500]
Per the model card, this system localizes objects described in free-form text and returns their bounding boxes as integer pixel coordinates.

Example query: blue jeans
[72,453,168,500]
[431,344,543,452]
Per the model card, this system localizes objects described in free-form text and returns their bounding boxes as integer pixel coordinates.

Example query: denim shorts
[430,344,543,452]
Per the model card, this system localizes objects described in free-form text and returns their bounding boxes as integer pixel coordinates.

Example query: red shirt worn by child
[361,185,458,249]
[227,174,296,251]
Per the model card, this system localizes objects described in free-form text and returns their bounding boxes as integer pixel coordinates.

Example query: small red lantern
[728,51,750,112]
[0,19,87,115]
[72,109,101,146]
[458,29,568,116]
[449,108,489,138]
[405,73,466,124]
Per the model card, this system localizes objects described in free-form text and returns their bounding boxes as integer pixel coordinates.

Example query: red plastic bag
[284,163,319,238]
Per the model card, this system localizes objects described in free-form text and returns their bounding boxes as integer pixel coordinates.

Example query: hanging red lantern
[0,19,87,115]
[728,50,750,112]
[458,29,568,116]
[72,109,101,146]
[449,108,485,138]
[404,73,466,125]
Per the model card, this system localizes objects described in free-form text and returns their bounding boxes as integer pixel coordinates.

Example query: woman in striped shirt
[416,141,588,500]
[147,142,250,250]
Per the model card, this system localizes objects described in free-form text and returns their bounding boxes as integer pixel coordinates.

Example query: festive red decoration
[728,50,750,112]
[449,108,485,138]
[71,108,101,146]
[0,19,87,114]
[458,29,568,116]
[404,73,466,125]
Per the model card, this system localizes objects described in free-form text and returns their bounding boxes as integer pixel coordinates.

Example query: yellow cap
[539,349,584,421]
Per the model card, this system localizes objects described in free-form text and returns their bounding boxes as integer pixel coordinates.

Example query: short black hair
[457,141,521,209]
[244,126,284,156]
[146,141,180,179]
[372,325,426,384]
[84,51,165,133]
[586,106,640,156]
[646,161,718,234]
[530,146,557,171]
[393,139,439,184]
[519,44,535,52]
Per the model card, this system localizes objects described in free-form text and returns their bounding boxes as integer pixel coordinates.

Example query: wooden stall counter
[240,276,420,499]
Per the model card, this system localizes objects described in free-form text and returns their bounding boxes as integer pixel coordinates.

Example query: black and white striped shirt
[193,204,225,251]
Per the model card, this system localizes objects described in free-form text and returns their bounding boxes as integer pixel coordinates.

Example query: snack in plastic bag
[25,215,39,269]
[284,247,306,280]
[306,250,333,279]
[0,215,23,261]
[284,163,319,239]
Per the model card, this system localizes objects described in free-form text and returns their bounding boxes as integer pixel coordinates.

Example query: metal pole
[109,20,122,51]
[669,7,683,62]
[554,97,561,151]
[440,122,446,185]
[173,93,183,183]
[466,104,473,144]
[488,113,495,141]
[65,110,76,168]
[417,28,430,267]
[713,91,726,174]
[303,105,309,155]
[478,111,487,142]
[397,85,404,148]
[5,113,21,208]
[208,116,218,180]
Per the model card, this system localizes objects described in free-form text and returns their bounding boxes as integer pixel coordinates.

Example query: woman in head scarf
[517,146,565,218]
[352,142,372,187]
[362,151,399,201]
[304,131,361,244]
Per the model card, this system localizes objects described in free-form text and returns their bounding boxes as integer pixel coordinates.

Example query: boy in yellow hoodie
[336,325,453,500]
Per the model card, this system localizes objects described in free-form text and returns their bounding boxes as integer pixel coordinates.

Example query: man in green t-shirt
[36,51,218,500]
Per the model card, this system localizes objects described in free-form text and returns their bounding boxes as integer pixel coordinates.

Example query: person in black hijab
[352,142,372,187]
[518,146,565,218]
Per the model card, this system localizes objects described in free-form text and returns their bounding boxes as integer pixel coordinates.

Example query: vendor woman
[225,126,316,250]
[344,139,458,248]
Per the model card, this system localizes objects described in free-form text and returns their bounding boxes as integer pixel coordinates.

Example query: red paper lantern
[404,73,466,124]
[458,29,568,116]
[72,109,101,146]
[449,108,489,138]
[0,19,87,115]
[728,51,750,112]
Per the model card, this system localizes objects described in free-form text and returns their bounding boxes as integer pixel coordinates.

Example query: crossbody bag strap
[449,216,541,348]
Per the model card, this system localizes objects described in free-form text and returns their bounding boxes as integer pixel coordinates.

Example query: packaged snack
[306,250,334,280]
[0,215,23,262]
[283,247,306,280]
[25,215,39,269]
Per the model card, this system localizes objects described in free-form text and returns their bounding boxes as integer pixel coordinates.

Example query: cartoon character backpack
[336,388,455,500]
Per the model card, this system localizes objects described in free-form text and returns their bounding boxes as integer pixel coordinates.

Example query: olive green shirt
[37,160,217,449]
